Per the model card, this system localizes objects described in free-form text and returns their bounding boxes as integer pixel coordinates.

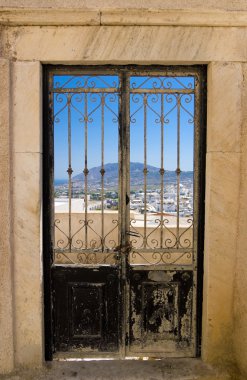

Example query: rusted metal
[176,95,181,249]
[101,94,105,251]
[143,93,147,250]
[84,93,88,249]
[67,94,72,251]
[160,93,164,249]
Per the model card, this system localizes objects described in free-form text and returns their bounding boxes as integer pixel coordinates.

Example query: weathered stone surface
[0,9,100,26]
[234,63,247,378]
[1,0,247,11]
[101,9,247,27]
[0,59,14,374]
[2,26,247,62]
[12,61,41,153]
[0,359,232,380]
[13,152,43,367]
[1,8,247,27]
[207,63,242,153]
[202,152,240,365]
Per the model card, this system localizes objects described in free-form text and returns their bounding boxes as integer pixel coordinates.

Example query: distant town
[54,163,193,217]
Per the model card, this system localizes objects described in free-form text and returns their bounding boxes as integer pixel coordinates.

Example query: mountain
[72,162,193,188]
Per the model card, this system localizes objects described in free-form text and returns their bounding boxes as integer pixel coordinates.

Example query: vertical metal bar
[193,73,202,356]
[84,93,88,249]
[49,76,55,262]
[160,94,164,248]
[67,93,73,252]
[119,74,129,255]
[125,73,130,357]
[125,80,130,249]
[194,68,207,357]
[101,94,105,251]
[176,94,181,248]
[119,71,129,359]
[118,72,124,357]
[118,83,122,250]
[143,93,147,248]
[43,68,54,360]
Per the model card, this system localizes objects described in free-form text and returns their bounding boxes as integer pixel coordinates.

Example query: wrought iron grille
[51,73,120,265]
[128,74,195,266]
[49,68,199,267]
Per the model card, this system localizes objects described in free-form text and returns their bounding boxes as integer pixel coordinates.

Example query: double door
[43,66,206,359]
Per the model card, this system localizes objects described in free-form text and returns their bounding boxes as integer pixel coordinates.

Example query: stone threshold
[0,358,233,380]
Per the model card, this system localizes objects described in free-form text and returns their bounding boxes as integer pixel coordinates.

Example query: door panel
[43,65,206,359]
[128,269,193,356]
[126,70,201,357]
[53,266,119,353]
[50,71,122,356]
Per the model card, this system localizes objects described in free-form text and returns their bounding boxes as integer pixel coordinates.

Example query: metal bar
[193,83,199,265]
[160,93,164,249]
[130,265,194,271]
[84,93,88,249]
[49,65,200,77]
[125,73,131,356]
[52,87,119,94]
[118,72,123,357]
[49,75,55,262]
[143,94,147,249]
[130,88,194,94]
[118,79,122,250]
[119,72,129,359]
[125,75,131,252]
[52,88,193,95]
[67,94,73,252]
[43,68,54,360]
[101,94,105,251]
[193,73,204,356]
[176,95,181,249]
[194,68,207,357]
[54,247,193,254]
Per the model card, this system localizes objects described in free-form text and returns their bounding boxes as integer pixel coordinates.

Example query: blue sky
[53,75,194,179]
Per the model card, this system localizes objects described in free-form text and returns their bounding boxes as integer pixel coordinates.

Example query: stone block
[207,62,242,153]
[233,63,247,378]
[12,61,41,153]
[202,151,240,364]
[101,9,247,27]
[13,152,43,367]
[0,58,14,374]
[3,26,247,63]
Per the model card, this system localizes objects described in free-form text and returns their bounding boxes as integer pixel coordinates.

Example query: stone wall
[0,2,247,378]
[0,59,14,374]
[234,64,247,377]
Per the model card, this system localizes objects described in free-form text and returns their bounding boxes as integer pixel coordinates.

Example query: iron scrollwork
[53,72,196,267]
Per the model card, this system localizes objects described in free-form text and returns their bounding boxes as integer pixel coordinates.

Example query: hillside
[71,162,193,188]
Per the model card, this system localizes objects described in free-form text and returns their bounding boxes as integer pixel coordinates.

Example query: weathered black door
[43,66,206,359]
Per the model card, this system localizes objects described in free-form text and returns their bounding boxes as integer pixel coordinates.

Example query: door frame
[43,64,207,361]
